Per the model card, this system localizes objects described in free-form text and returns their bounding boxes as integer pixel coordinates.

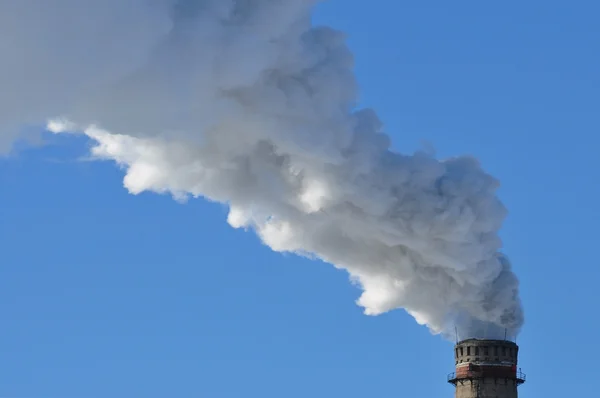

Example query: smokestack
[448,339,525,398]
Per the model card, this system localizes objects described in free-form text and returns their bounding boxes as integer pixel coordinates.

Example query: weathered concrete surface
[454,339,519,366]
[455,379,519,398]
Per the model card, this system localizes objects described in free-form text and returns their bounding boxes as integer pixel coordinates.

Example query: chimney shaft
[448,339,525,398]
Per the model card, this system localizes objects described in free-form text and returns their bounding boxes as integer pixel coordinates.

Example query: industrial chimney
[448,339,525,398]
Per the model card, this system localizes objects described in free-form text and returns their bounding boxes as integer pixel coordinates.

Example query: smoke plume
[3,0,523,339]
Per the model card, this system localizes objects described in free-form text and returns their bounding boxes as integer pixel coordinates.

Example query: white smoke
[4,0,523,339]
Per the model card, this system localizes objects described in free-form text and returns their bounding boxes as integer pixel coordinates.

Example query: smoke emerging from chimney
[3,0,523,339]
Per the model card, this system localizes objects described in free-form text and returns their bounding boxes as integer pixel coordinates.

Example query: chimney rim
[455,338,518,347]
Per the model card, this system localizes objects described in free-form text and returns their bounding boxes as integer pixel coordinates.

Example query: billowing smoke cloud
[4,0,523,339]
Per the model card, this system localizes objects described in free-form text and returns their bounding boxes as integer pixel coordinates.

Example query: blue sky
[2,1,599,397]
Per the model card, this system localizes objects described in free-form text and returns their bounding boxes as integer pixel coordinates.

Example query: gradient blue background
[2,1,598,396]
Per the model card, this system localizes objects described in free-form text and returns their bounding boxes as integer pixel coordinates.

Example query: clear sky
[1,1,599,397]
